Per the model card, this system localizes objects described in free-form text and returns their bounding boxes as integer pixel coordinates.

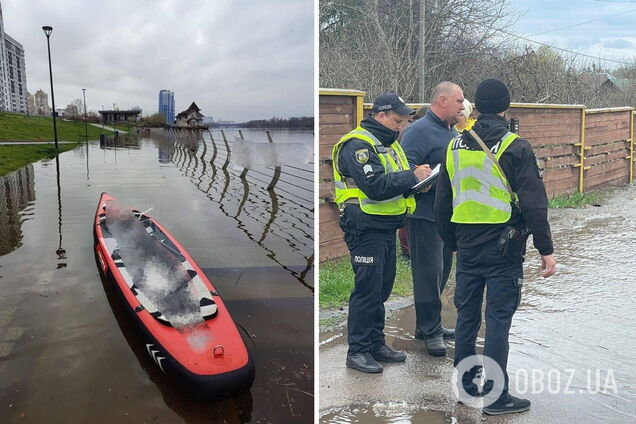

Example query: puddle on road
[321,402,455,423]
[0,130,313,423]
[320,184,636,421]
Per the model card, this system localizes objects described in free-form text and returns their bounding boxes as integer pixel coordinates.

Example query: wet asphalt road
[320,184,636,423]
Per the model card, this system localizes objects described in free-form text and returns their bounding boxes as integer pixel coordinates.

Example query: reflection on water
[0,165,35,256]
[507,184,636,421]
[100,134,141,150]
[55,156,67,269]
[322,403,453,424]
[0,130,313,423]
[165,128,314,289]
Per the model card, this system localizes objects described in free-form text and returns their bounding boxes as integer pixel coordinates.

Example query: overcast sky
[2,0,313,121]
[509,0,636,69]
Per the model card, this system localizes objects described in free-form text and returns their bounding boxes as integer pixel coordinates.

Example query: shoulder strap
[343,128,383,150]
[468,129,516,201]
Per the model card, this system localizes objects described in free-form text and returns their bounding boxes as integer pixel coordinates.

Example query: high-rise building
[4,34,27,113]
[34,89,50,116]
[158,89,175,125]
[0,3,9,111]
[26,91,34,114]
[0,2,28,113]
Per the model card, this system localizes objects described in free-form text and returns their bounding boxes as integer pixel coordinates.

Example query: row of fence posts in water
[163,126,314,288]
[165,127,282,191]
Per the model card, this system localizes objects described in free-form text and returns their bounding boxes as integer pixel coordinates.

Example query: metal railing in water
[163,128,314,290]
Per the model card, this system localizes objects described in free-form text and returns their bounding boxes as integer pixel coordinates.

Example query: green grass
[319,247,414,309]
[0,143,79,176]
[548,190,608,208]
[0,112,114,141]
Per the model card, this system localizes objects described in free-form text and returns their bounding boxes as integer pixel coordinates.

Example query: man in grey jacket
[401,81,465,356]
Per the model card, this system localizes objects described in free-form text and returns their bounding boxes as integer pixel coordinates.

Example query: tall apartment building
[0,2,28,113]
[34,89,50,116]
[158,89,175,125]
[26,91,34,114]
[0,3,8,111]
[4,34,27,113]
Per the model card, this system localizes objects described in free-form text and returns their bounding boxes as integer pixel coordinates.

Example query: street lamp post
[42,26,58,150]
[82,89,88,141]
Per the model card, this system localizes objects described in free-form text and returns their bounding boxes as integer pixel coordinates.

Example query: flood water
[320,184,636,423]
[0,128,313,423]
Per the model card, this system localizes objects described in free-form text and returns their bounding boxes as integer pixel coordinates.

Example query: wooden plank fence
[319,88,636,262]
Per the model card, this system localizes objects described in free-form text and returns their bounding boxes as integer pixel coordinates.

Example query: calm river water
[0,128,313,423]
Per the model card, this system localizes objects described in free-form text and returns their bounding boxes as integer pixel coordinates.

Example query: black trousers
[454,238,523,393]
[407,218,453,338]
[341,221,397,356]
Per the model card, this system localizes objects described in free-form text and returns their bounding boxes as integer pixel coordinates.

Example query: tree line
[320,0,636,108]
[242,116,314,128]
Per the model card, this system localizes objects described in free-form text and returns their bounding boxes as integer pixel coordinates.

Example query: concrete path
[0,141,77,145]
[320,300,597,423]
[320,185,636,422]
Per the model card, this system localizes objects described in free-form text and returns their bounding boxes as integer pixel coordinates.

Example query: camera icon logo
[452,354,505,408]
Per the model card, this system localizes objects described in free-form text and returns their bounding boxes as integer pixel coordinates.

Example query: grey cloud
[3,0,313,121]
[601,39,633,50]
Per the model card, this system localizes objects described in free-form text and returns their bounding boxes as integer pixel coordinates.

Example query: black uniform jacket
[434,114,554,256]
[337,115,418,232]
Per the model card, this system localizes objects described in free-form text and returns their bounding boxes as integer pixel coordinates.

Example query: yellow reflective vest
[332,127,416,215]
[446,131,519,223]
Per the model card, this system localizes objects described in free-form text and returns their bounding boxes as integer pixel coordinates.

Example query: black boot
[415,327,455,340]
[346,352,383,373]
[424,334,447,356]
[371,344,406,362]
[483,393,531,415]
[442,327,455,340]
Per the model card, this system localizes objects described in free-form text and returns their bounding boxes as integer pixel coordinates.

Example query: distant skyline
[2,0,313,122]
[509,0,636,69]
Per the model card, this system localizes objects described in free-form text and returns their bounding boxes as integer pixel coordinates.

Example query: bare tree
[320,0,636,109]
[320,0,517,101]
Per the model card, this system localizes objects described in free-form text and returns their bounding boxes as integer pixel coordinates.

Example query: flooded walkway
[0,129,313,423]
[320,184,636,423]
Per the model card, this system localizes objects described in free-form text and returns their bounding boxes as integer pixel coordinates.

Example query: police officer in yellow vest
[333,93,431,373]
[434,79,556,414]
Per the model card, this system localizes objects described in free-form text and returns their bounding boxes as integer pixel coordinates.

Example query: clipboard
[405,164,440,196]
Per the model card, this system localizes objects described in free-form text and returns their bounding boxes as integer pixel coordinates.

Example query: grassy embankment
[320,189,615,310]
[0,144,78,176]
[548,190,608,208]
[0,112,114,141]
[0,112,115,176]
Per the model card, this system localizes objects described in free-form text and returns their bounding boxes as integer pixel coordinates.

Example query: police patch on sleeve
[355,148,369,164]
